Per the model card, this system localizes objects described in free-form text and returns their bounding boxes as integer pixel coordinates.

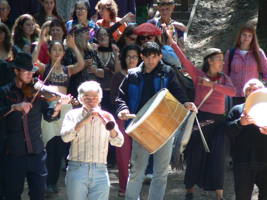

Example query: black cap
[11,52,38,72]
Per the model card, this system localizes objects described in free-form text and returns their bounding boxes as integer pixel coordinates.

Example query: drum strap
[197,88,214,110]
[171,88,214,170]
[195,88,214,152]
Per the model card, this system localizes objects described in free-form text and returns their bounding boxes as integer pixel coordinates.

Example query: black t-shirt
[138,68,157,111]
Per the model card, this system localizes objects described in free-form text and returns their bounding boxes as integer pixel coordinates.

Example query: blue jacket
[115,61,188,114]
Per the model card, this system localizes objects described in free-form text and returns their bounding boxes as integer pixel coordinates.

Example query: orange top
[96,17,126,41]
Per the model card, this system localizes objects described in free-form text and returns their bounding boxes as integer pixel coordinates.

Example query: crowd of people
[0,0,267,200]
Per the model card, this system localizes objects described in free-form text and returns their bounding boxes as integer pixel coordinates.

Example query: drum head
[125,88,168,133]
[244,88,267,127]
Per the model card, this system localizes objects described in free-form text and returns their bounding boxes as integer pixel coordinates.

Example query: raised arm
[166,29,199,83]
[32,26,48,75]
[66,35,85,76]
[112,43,121,73]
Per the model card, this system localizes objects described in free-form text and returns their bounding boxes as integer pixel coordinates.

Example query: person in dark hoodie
[0,52,69,200]
[115,41,196,200]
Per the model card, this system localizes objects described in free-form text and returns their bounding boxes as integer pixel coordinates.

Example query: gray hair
[77,81,103,103]
[243,78,264,95]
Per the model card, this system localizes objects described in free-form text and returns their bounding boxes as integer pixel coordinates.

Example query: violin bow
[1,57,61,118]
[30,56,62,104]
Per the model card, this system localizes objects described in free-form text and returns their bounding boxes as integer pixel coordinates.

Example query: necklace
[98,51,112,67]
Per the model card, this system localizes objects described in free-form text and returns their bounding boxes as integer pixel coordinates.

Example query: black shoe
[185,192,193,200]
[47,185,58,194]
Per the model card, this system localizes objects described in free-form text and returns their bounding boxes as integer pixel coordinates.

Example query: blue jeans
[125,138,174,200]
[65,161,110,200]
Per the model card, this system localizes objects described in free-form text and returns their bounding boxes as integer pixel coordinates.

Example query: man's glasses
[126,55,139,60]
[127,35,137,41]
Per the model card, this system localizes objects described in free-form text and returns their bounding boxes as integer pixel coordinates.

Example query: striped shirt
[61,107,124,164]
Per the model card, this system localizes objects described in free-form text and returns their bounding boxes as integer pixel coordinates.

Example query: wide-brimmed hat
[133,23,162,36]
[203,48,223,59]
[11,52,38,72]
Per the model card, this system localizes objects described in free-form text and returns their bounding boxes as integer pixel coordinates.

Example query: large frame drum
[125,88,189,154]
[244,88,267,127]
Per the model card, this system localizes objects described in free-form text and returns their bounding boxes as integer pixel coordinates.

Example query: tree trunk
[181,0,189,11]
[257,0,267,51]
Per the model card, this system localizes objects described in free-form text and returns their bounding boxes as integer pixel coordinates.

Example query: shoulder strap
[228,48,236,75]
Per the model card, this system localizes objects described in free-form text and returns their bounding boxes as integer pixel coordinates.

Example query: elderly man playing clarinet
[61,81,124,200]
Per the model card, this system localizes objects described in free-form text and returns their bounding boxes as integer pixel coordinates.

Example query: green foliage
[259,38,267,53]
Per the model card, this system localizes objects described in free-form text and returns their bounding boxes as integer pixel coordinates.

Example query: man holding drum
[226,79,267,200]
[115,41,196,200]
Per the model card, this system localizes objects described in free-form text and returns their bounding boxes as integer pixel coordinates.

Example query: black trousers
[46,136,69,185]
[233,163,267,200]
[0,153,5,200]
[5,151,47,200]
[184,112,225,191]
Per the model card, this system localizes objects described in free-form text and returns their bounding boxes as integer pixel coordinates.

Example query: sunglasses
[139,35,154,41]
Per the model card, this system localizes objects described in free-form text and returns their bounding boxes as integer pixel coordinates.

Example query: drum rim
[125,88,168,133]
[244,87,267,127]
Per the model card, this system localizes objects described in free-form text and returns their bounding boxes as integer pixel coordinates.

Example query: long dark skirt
[184,111,225,191]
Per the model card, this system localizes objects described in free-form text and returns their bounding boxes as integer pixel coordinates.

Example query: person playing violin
[0,52,70,200]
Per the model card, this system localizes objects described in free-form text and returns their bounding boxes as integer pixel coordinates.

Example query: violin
[21,80,80,106]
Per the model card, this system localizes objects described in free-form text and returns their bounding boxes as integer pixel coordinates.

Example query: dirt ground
[22,159,259,200]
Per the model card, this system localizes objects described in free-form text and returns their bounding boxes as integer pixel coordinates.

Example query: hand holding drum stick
[118,109,136,121]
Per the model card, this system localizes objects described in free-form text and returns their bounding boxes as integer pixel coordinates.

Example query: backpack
[228,48,236,75]
[175,69,195,102]
[161,46,195,102]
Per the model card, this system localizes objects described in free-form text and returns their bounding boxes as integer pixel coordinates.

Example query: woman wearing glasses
[110,44,141,197]
[66,1,98,42]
